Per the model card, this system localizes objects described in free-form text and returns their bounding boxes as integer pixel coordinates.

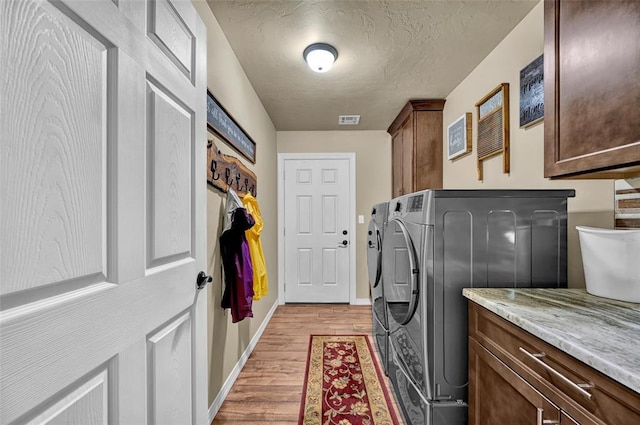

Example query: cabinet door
[414,110,443,190]
[469,338,560,425]
[544,0,640,178]
[401,114,414,194]
[392,130,404,197]
[561,411,579,425]
[469,302,640,425]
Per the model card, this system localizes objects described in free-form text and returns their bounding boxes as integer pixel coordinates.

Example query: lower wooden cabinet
[468,301,640,425]
[469,338,560,425]
[562,411,580,425]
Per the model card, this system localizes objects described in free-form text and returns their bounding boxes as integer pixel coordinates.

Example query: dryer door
[366,220,383,288]
[383,218,420,326]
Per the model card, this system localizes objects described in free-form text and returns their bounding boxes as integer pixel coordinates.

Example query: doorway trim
[277,152,357,305]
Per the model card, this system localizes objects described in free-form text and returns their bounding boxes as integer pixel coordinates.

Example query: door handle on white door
[196,271,212,290]
[338,240,349,248]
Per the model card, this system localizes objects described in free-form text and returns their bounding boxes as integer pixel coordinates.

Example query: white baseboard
[351,297,372,306]
[208,298,280,423]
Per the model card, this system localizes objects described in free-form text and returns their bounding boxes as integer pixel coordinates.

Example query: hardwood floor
[211,304,404,425]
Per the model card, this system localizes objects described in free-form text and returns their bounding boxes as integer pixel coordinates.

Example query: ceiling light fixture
[303,43,338,73]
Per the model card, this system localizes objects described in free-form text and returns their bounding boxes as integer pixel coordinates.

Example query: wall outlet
[358,215,365,224]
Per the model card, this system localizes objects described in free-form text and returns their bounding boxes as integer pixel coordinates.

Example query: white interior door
[0,0,207,424]
[280,154,355,303]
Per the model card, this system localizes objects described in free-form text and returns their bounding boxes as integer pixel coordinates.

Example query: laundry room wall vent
[339,115,360,125]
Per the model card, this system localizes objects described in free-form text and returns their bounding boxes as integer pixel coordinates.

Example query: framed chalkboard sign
[447,113,472,160]
[519,55,544,128]
[206,90,256,163]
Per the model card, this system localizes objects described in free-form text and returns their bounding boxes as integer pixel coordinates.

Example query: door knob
[196,271,212,290]
[338,240,348,248]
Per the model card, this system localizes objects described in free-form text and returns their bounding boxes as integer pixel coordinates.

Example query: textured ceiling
[206,0,538,131]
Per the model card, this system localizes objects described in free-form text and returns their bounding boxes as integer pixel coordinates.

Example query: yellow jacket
[242,193,268,300]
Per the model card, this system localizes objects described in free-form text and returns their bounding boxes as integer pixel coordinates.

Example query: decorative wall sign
[207,90,256,163]
[475,83,510,180]
[207,139,257,197]
[520,55,544,128]
[447,113,472,160]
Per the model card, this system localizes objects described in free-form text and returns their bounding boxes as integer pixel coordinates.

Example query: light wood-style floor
[211,304,404,425]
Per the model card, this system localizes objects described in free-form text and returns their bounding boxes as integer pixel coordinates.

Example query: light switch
[358,215,365,224]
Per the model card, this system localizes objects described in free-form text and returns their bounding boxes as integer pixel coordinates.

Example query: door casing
[277,153,356,305]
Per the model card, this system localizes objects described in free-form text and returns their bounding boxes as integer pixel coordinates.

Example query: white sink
[576,226,640,303]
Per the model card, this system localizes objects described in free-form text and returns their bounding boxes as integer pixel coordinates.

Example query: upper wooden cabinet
[388,99,445,197]
[544,0,640,178]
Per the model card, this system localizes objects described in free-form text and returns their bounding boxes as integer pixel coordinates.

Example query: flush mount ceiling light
[303,43,338,73]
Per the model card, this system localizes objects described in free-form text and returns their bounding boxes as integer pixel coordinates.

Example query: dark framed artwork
[519,54,544,128]
[206,90,256,163]
[475,83,510,180]
[447,113,472,160]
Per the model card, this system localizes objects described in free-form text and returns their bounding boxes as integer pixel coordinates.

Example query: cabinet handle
[537,408,559,425]
[520,347,594,399]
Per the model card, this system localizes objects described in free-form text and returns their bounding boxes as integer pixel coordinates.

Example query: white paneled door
[280,154,355,303]
[0,1,207,424]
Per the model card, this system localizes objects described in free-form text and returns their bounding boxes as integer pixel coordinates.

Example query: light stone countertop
[462,288,640,395]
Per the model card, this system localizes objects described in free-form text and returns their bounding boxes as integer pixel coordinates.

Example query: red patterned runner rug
[299,335,400,425]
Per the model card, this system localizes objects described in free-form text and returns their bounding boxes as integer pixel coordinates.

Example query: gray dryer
[366,202,390,374]
[383,189,575,425]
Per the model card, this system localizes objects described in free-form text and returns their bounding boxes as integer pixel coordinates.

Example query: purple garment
[220,207,255,323]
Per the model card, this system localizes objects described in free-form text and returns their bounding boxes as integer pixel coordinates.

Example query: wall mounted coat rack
[207,139,257,197]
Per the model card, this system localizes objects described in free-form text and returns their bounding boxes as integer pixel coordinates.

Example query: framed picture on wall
[519,54,544,128]
[447,113,472,160]
[475,83,510,180]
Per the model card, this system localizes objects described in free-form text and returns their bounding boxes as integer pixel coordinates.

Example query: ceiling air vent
[338,115,360,125]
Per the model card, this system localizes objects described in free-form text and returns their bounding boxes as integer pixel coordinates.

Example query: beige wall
[277,131,392,300]
[192,1,278,407]
[442,1,614,287]
[193,0,616,409]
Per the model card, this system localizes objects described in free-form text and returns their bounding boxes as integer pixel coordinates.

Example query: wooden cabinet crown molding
[387,99,446,135]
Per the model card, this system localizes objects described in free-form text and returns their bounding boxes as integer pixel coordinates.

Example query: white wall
[442,1,614,287]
